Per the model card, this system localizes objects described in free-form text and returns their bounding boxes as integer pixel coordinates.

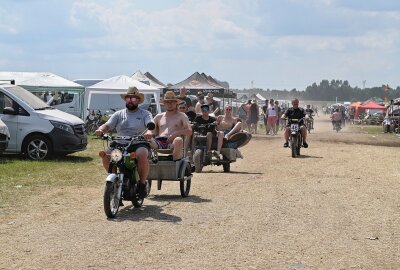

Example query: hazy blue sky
[1,0,400,90]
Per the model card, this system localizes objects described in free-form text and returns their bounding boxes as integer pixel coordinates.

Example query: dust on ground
[1,115,399,269]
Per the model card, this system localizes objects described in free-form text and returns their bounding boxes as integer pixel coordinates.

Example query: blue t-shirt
[105,108,153,136]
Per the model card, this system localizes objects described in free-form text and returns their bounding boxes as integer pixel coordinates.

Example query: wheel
[193,149,203,173]
[290,138,297,158]
[296,136,301,156]
[223,162,230,172]
[103,181,120,218]
[24,135,52,160]
[179,162,192,197]
[88,124,97,135]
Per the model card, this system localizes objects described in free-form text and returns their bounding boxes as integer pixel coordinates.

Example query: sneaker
[303,142,308,148]
[283,142,289,148]
[137,182,148,199]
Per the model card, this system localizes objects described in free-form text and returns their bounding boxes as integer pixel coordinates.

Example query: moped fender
[106,173,118,183]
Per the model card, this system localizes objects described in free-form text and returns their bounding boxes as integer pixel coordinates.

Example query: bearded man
[95,86,153,198]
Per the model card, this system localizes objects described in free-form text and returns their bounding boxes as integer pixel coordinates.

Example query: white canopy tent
[131,70,165,89]
[255,93,266,101]
[84,75,161,119]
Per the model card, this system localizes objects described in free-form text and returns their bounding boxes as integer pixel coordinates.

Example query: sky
[1,0,400,90]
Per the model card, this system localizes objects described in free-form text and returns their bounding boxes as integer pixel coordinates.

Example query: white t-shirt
[267,107,277,117]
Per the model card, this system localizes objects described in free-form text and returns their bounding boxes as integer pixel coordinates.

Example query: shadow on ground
[149,194,211,204]
[108,204,182,223]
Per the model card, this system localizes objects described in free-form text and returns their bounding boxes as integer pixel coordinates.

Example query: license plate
[290,124,299,132]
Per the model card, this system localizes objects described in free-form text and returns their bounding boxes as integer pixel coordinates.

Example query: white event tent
[84,75,161,119]
[131,70,166,89]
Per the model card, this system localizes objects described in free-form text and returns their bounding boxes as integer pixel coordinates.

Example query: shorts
[267,116,277,125]
[221,129,230,135]
[154,137,172,149]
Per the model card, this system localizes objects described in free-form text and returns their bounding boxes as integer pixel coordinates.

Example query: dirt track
[1,115,400,269]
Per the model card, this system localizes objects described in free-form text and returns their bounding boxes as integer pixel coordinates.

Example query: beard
[126,103,138,110]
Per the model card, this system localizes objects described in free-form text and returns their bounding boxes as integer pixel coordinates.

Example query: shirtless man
[146,91,192,160]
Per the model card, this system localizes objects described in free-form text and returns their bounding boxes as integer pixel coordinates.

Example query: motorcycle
[288,118,304,158]
[334,120,342,132]
[191,122,247,173]
[99,123,154,218]
[85,109,102,134]
[305,114,314,133]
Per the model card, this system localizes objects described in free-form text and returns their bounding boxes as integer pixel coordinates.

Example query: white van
[0,84,87,160]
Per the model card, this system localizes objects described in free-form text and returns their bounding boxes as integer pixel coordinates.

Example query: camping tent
[131,70,166,89]
[0,72,85,118]
[354,100,387,118]
[84,75,161,119]
[167,72,234,98]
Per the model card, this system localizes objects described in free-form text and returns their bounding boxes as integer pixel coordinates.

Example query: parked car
[0,84,87,160]
[0,118,10,153]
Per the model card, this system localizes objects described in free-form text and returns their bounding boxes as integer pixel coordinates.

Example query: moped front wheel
[104,182,120,218]
[290,138,297,158]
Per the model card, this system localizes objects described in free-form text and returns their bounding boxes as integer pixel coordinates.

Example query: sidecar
[191,131,250,173]
[147,148,193,197]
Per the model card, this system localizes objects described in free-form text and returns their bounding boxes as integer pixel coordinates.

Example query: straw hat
[161,91,182,104]
[120,86,144,103]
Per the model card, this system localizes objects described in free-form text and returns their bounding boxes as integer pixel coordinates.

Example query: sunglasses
[178,106,187,110]
[125,96,139,101]
[225,108,232,111]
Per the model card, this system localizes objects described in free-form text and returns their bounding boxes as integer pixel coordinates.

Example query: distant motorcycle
[99,123,155,218]
[288,118,304,158]
[85,109,102,134]
[334,121,342,132]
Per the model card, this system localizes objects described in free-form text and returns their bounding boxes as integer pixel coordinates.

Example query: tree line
[234,79,400,102]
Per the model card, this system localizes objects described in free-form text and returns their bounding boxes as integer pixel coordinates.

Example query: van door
[0,91,18,151]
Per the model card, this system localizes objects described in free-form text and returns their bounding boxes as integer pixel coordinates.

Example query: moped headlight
[110,149,123,162]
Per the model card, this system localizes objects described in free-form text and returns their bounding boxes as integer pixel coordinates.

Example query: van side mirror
[3,107,16,115]
[147,122,155,130]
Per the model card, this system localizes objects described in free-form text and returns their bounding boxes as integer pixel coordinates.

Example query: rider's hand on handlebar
[95,129,103,137]
[144,132,154,140]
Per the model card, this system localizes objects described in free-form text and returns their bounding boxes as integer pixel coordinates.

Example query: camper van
[0,84,87,160]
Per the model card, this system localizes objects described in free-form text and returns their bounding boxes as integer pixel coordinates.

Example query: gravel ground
[1,115,400,270]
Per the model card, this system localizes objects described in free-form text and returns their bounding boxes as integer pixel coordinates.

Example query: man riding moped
[305,104,315,130]
[282,98,309,148]
[95,87,153,199]
[331,108,342,130]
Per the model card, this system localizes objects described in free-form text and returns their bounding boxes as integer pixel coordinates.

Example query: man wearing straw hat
[146,91,192,161]
[95,86,153,199]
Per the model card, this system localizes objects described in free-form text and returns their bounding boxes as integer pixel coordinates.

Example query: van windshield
[4,85,52,110]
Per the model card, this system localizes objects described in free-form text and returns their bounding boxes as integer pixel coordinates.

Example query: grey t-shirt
[105,108,153,136]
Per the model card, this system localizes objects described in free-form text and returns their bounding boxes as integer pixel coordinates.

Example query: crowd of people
[94,87,250,198]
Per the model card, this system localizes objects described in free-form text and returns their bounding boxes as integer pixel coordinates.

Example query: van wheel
[24,135,52,160]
